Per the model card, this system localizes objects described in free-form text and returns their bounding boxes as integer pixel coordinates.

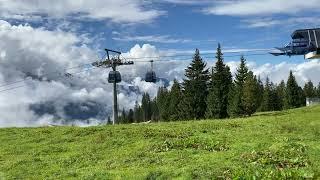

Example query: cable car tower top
[270,28,320,59]
[92,49,134,125]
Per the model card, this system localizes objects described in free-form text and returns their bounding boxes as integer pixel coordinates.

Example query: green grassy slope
[0,106,320,179]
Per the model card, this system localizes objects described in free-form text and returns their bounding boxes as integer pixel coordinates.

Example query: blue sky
[0,0,320,126]
[4,0,319,65]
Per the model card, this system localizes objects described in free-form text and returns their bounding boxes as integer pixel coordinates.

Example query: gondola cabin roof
[291,28,320,39]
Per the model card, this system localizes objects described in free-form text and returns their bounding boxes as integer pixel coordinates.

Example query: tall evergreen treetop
[235,56,249,87]
[285,71,301,109]
[206,44,232,119]
[304,80,315,98]
[242,71,259,116]
[168,79,182,120]
[180,49,210,120]
[228,55,249,117]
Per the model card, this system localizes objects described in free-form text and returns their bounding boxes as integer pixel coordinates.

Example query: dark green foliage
[178,49,210,120]
[228,56,249,117]
[142,93,152,121]
[127,109,134,123]
[107,116,112,125]
[260,77,274,112]
[285,71,302,109]
[256,76,264,111]
[168,79,182,121]
[134,101,143,123]
[242,71,259,116]
[304,80,316,98]
[206,44,232,119]
[317,83,320,98]
[157,87,170,121]
[150,98,159,121]
[276,80,286,111]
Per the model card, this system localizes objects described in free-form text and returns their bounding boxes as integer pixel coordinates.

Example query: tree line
[116,44,320,124]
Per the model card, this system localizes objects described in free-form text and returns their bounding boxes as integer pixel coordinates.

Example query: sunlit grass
[0,106,319,179]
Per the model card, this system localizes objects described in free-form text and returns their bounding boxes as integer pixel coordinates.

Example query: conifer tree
[242,71,259,116]
[304,80,315,98]
[179,49,210,120]
[127,109,134,123]
[141,92,152,121]
[285,71,301,109]
[261,77,274,111]
[120,108,127,124]
[168,79,182,120]
[133,101,142,122]
[151,98,159,121]
[206,44,232,119]
[157,87,170,121]
[256,76,264,111]
[276,80,286,110]
[228,56,249,117]
[317,83,320,98]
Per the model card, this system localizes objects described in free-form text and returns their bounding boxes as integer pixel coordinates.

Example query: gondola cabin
[145,71,157,83]
[108,71,122,83]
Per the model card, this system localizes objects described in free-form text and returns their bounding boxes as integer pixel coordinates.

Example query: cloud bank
[0,0,164,23]
[0,20,319,128]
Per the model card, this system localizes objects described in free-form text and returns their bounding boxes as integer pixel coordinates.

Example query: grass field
[0,106,319,179]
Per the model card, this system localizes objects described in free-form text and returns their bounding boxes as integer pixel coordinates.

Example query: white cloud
[243,17,320,28]
[0,0,164,23]
[113,34,192,44]
[0,20,319,128]
[204,0,320,16]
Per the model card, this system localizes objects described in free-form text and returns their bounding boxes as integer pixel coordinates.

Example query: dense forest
[116,44,320,124]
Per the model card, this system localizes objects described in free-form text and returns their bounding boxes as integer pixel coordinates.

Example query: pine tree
[276,80,286,110]
[228,56,249,117]
[285,71,301,109]
[150,98,159,121]
[317,83,320,98]
[141,92,152,121]
[206,44,232,119]
[119,108,127,124]
[128,109,134,123]
[168,79,182,121]
[261,77,274,111]
[256,76,264,111]
[242,71,259,116]
[134,101,142,123]
[179,49,210,120]
[157,87,170,121]
[107,116,112,125]
[304,80,315,98]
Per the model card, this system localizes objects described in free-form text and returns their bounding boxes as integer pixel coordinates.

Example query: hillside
[0,106,320,179]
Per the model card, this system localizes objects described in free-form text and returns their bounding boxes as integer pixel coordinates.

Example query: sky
[0,0,320,127]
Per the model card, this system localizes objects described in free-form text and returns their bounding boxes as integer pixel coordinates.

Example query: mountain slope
[0,106,320,179]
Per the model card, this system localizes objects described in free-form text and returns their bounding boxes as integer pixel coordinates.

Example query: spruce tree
[303,80,315,98]
[276,80,286,110]
[242,71,259,116]
[168,79,182,121]
[256,76,264,111]
[157,87,170,121]
[150,98,159,121]
[285,71,301,109]
[228,56,249,117]
[261,77,274,111]
[317,83,320,98]
[206,44,232,119]
[128,109,134,123]
[179,49,210,120]
[133,101,142,123]
[141,92,152,121]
